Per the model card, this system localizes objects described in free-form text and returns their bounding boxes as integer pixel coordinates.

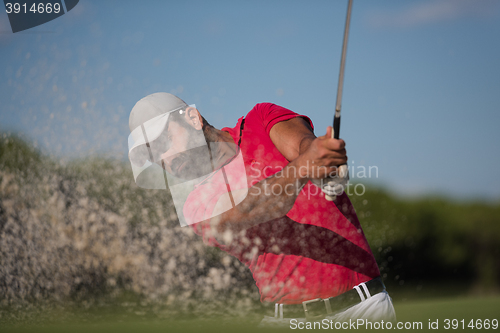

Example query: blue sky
[1,0,499,200]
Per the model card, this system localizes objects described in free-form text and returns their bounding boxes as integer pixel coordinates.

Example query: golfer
[128,92,396,326]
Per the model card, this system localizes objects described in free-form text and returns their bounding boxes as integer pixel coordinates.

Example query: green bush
[350,186,500,292]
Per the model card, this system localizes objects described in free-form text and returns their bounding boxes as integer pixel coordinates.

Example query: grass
[395,296,500,330]
[2,296,499,332]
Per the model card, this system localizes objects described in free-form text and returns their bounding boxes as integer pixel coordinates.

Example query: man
[128,92,396,326]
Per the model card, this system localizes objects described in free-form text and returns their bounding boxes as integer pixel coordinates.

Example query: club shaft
[333,0,353,140]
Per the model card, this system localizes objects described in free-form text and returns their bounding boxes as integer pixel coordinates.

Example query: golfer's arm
[269,117,316,161]
[210,159,308,240]
[209,117,316,242]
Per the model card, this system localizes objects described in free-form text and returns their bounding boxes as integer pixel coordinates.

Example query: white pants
[259,291,396,328]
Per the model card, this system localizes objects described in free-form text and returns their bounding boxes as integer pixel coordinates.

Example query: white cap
[128,92,189,166]
[129,92,188,132]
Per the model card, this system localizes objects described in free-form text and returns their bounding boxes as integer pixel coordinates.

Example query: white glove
[311,167,349,196]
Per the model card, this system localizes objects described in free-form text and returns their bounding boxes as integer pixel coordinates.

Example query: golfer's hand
[297,126,347,179]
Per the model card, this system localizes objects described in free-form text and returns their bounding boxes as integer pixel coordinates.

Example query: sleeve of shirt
[254,103,314,135]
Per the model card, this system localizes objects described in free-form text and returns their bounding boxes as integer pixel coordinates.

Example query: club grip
[333,115,341,140]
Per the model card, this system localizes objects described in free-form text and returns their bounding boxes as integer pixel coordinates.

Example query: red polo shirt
[185,103,380,304]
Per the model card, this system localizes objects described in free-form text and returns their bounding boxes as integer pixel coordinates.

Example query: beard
[166,145,214,180]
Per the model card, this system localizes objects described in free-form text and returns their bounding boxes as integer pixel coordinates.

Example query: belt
[269,277,385,320]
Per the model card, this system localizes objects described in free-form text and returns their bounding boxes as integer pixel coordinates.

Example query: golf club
[325,0,352,201]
